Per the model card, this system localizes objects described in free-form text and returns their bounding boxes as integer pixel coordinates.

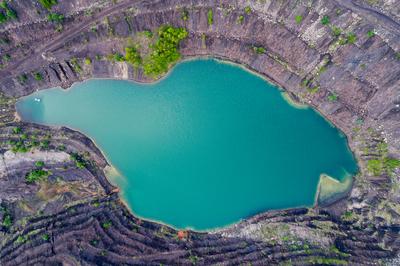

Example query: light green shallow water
[17,59,358,230]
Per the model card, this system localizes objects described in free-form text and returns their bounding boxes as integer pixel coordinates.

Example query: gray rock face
[0,0,399,264]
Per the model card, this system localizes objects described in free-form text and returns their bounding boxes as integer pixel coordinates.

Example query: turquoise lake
[17,59,358,230]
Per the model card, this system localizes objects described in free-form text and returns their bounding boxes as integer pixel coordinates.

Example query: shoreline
[14,57,359,233]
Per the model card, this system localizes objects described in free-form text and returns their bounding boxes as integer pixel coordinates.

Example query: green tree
[321,15,330,25]
[346,33,357,44]
[207,9,213,26]
[295,15,303,24]
[39,0,58,10]
[125,46,142,67]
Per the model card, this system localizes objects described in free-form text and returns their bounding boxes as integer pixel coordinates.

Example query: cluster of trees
[367,142,400,176]
[25,160,49,184]
[0,1,17,24]
[25,169,50,183]
[8,127,50,152]
[70,153,87,169]
[125,46,142,68]
[143,26,188,77]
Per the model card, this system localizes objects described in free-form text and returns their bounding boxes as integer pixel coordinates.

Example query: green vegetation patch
[367,141,400,176]
[35,161,45,168]
[26,169,50,183]
[237,15,244,24]
[16,235,27,244]
[70,57,82,73]
[143,26,188,77]
[0,205,12,229]
[39,0,58,10]
[47,12,64,23]
[181,9,189,21]
[207,9,213,26]
[327,92,338,102]
[331,26,342,37]
[346,33,357,44]
[244,6,251,15]
[17,74,28,85]
[125,46,142,68]
[41,234,50,241]
[295,15,303,24]
[321,15,330,25]
[70,153,87,169]
[252,46,266,54]
[0,1,17,24]
[34,72,43,81]
[102,220,112,229]
[367,29,375,38]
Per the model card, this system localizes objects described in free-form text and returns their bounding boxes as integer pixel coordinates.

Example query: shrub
[70,57,82,72]
[6,8,16,20]
[181,9,189,21]
[367,157,400,176]
[2,213,12,228]
[367,30,375,38]
[16,235,27,244]
[12,127,22,134]
[346,32,357,44]
[244,6,251,15]
[237,15,244,24]
[102,221,112,229]
[25,169,50,183]
[0,13,6,24]
[39,0,58,10]
[321,15,330,25]
[47,12,64,23]
[34,72,43,81]
[125,46,142,67]
[17,74,28,84]
[295,15,303,24]
[252,46,266,54]
[70,153,86,169]
[143,30,153,38]
[41,234,50,241]
[113,53,125,62]
[0,1,17,22]
[40,139,50,149]
[35,161,45,168]
[207,9,213,26]
[84,57,92,65]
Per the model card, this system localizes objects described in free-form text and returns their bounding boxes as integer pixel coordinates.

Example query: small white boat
[34,98,41,102]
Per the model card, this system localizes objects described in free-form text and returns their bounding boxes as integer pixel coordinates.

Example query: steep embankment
[0,0,399,265]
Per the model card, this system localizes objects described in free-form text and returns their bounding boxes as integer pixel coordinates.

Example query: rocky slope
[0,0,399,265]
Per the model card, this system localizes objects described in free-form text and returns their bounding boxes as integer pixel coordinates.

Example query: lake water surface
[17,59,358,230]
